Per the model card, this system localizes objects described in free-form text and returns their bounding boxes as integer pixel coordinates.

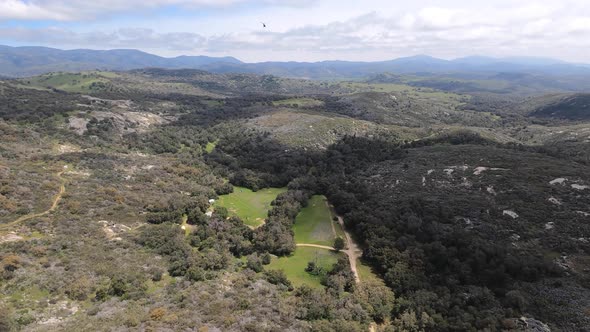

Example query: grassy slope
[340,82,466,106]
[20,72,116,93]
[293,195,336,246]
[247,110,408,149]
[214,186,286,228]
[267,247,342,289]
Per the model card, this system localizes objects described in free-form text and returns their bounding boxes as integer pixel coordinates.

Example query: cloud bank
[0,0,589,62]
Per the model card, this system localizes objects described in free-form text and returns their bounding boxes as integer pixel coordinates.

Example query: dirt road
[0,170,66,231]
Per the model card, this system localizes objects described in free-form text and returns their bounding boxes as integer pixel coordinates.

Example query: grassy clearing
[357,259,384,286]
[20,72,114,93]
[146,273,173,295]
[205,141,217,153]
[293,195,336,246]
[340,82,466,106]
[215,186,287,228]
[248,110,385,149]
[8,285,49,303]
[267,247,342,289]
[273,98,324,107]
[180,215,191,237]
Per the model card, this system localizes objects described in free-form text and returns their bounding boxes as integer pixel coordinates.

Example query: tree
[264,270,293,290]
[215,207,229,219]
[334,237,346,251]
[261,252,272,265]
[246,254,263,273]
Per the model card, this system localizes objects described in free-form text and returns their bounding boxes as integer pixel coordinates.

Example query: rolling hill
[3,45,590,92]
[529,93,590,120]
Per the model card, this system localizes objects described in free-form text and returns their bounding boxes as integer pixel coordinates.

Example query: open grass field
[267,246,342,289]
[19,72,116,93]
[340,82,466,107]
[293,195,337,246]
[214,186,287,228]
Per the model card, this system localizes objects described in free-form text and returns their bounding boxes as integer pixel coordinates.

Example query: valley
[0,67,589,331]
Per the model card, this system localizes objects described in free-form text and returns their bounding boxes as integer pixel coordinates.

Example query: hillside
[529,94,590,120]
[1,69,590,331]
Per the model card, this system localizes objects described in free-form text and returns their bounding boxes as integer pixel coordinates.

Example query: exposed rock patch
[549,178,567,185]
[503,210,519,219]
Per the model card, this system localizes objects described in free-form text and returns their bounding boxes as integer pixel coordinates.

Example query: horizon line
[2,44,589,66]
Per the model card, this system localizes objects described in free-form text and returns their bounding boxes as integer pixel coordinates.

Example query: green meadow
[215,186,286,228]
[267,246,342,289]
[293,195,337,246]
[20,72,117,93]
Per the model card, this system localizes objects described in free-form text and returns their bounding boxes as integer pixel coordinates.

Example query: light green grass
[180,215,191,237]
[8,285,49,302]
[357,259,385,286]
[205,141,217,153]
[146,273,173,295]
[20,72,114,93]
[333,219,346,239]
[340,82,465,106]
[215,186,287,228]
[267,247,342,289]
[293,195,336,246]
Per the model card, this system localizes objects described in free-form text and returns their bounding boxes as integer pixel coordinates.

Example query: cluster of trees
[206,127,318,188]
[0,84,84,122]
[316,136,568,330]
[145,194,209,225]
[138,208,247,282]
[253,190,309,255]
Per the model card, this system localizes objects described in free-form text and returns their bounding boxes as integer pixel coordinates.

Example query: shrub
[333,237,345,251]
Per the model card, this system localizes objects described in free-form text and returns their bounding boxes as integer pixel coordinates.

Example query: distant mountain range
[1,45,590,80]
[0,45,241,77]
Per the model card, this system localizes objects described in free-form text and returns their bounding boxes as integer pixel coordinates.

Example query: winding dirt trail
[296,243,338,251]
[0,170,66,232]
[296,238,360,284]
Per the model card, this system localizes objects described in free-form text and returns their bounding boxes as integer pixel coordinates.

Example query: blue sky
[1,0,589,62]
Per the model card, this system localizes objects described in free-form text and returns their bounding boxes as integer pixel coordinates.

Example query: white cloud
[0,27,206,50]
[0,0,69,20]
[0,0,589,62]
[0,0,316,21]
